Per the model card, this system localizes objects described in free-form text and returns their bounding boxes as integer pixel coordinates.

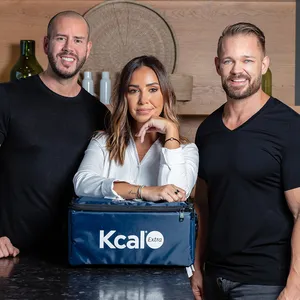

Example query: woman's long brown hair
[105,55,188,165]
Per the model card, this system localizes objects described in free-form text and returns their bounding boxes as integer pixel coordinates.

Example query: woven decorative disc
[83,0,177,74]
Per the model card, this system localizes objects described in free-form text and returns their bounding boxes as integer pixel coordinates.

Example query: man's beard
[222,74,261,100]
[48,51,87,79]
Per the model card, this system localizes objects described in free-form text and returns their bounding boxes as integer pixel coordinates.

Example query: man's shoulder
[80,88,96,101]
[80,89,109,110]
[196,103,224,136]
[256,97,300,141]
[269,97,299,118]
[0,76,38,94]
[266,97,300,129]
[0,80,18,93]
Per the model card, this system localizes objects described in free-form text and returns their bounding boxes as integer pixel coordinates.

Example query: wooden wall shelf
[177,103,300,116]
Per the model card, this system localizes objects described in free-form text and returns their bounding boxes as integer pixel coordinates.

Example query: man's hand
[277,281,300,300]
[0,237,19,258]
[278,288,298,300]
[190,270,204,300]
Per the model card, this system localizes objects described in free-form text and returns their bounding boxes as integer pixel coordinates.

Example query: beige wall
[0,0,296,141]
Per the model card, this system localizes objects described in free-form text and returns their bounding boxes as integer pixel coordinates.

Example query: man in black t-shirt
[0,11,109,258]
[191,23,300,300]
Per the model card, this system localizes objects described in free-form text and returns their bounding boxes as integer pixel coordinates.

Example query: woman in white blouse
[73,55,199,202]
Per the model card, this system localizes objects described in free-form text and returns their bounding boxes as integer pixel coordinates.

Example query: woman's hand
[136,117,178,143]
[141,185,186,202]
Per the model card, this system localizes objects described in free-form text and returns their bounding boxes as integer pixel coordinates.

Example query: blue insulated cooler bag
[68,197,196,266]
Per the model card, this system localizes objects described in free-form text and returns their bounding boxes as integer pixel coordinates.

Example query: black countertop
[0,255,194,300]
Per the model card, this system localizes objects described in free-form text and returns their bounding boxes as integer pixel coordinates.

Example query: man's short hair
[47,10,90,40]
[217,22,266,57]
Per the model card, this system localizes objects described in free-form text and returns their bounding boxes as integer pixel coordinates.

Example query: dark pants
[204,275,284,300]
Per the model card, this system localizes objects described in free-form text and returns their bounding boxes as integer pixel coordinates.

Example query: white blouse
[73,133,199,199]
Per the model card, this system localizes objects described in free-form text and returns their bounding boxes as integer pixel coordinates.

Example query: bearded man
[191,22,300,300]
[0,11,109,258]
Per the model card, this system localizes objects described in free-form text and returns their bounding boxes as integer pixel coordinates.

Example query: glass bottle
[262,68,272,96]
[10,40,43,81]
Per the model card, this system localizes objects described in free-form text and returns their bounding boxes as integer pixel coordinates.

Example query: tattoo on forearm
[128,189,137,196]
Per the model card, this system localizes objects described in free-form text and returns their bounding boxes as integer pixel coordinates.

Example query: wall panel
[0,0,296,139]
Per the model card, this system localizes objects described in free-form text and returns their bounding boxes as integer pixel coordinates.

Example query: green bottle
[262,67,272,96]
[10,40,43,81]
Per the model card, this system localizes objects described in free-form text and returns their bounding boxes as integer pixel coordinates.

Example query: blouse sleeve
[158,143,199,197]
[73,135,121,199]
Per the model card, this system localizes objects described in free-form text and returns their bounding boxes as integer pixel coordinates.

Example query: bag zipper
[70,203,193,213]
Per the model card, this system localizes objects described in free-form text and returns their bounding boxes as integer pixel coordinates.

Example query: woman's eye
[128,89,138,94]
[149,88,158,93]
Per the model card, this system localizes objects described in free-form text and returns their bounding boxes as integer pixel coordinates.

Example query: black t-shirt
[0,75,109,252]
[195,97,300,285]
